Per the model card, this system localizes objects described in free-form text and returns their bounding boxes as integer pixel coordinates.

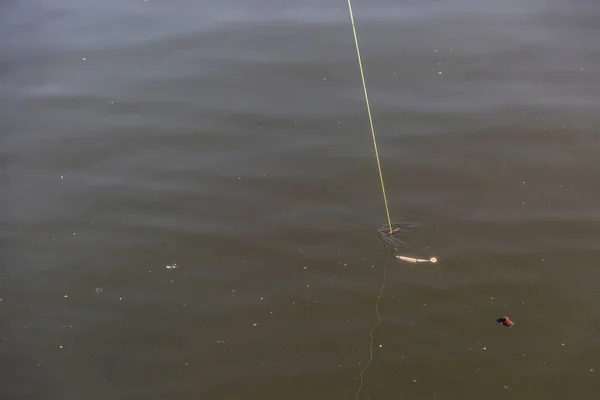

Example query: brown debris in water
[496,316,514,327]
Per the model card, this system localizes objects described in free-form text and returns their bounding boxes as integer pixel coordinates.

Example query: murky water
[2,0,600,399]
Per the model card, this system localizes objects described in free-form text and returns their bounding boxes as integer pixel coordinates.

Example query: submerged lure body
[395,255,438,263]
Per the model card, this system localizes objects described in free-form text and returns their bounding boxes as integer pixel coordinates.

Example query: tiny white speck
[438,71,442,74]
[323,77,327,80]
[590,368,594,372]
[64,295,68,298]
[412,379,417,383]
[60,175,64,179]
[110,101,114,104]
[119,297,122,300]
[483,347,487,350]
[82,57,86,61]
[561,343,565,346]
[72,232,76,236]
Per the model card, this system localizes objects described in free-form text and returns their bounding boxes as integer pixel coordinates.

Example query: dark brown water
[2,0,600,399]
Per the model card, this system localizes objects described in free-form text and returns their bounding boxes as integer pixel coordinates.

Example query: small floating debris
[395,255,438,264]
[497,316,514,327]
[165,264,178,269]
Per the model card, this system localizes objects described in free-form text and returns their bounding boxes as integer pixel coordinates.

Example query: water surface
[2,0,600,399]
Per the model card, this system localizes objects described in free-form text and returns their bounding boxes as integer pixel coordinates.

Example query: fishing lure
[376,221,419,247]
[395,255,438,263]
[379,227,404,237]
